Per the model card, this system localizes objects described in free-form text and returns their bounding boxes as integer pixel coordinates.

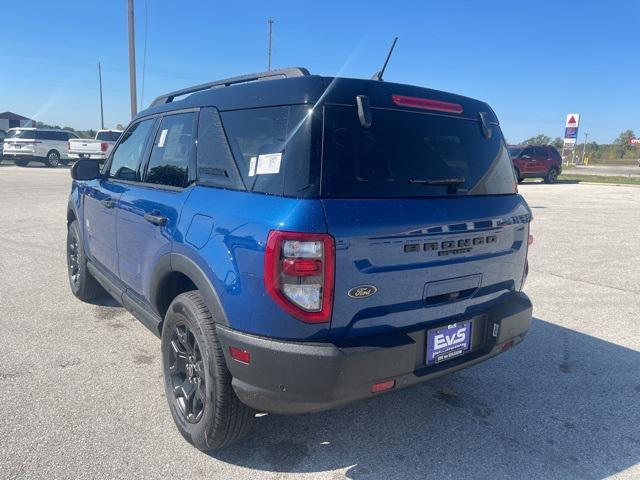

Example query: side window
[522,147,534,158]
[36,131,52,141]
[144,112,196,188]
[108,118,155,181]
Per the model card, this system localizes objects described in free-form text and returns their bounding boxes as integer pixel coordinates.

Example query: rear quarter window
[220,105,318,197]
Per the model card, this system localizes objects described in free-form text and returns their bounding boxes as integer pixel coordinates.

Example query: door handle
[101,199,116,209]
[144,213,167,226]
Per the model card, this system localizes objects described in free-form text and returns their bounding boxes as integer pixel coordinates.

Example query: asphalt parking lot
[0,164,638,480]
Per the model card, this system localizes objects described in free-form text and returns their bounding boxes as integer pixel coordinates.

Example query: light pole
[128,0,138,118]
[98,62,104,129]
[581,132,589,165]
[267,19,274,71]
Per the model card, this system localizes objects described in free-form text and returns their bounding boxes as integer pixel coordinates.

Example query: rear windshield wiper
[408,177,466,186]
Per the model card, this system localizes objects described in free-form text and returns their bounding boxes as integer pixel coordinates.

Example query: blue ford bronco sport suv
[66,67,533,451]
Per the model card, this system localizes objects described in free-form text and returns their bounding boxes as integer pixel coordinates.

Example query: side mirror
[71,159,101,181]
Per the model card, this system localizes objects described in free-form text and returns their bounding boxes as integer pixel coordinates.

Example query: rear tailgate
[323,196,530,339]
[319,93,529,340]
[69,139,102,155]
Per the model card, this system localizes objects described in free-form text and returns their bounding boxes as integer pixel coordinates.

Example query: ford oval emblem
[348,285,377,299]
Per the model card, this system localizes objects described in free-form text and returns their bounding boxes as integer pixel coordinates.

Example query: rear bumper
[68,153,107,160]
[2,152,41,159]
[217,292,533,414]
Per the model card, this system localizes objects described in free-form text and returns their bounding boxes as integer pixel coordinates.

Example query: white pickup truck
[68,129,122,162]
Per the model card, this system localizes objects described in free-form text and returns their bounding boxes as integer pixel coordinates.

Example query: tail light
[264,230,335,323]
[100,142,108,152]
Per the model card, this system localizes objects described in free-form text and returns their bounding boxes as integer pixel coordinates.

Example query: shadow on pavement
[521,179,580,185]
[0,159,71,169]
[212,318,640,479]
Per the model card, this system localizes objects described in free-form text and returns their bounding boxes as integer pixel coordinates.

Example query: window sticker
[158,129,168,147]
[256,153,282,175]
[248,156,257,177]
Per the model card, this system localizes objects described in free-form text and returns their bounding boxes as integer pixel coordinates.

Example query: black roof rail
[149,67,310,107]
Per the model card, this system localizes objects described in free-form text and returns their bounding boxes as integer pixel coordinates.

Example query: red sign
[628,137,640,145]
[567,115,577,126]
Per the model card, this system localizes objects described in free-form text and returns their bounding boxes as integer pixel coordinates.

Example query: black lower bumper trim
[217,292,532,415]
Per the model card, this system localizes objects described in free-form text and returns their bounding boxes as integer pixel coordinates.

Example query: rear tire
[514,168,524,183]
[544,167,559,184]
[67,220,103,301]
[45,150,61,167]
[161,291,254,451]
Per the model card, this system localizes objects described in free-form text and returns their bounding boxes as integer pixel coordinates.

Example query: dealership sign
[629,137,640,145]
[563,113,580,148]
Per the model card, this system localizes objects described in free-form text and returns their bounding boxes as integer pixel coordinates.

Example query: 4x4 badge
[348,285,377,299]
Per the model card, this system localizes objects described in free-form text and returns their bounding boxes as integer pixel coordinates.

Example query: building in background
[0,111,33,131]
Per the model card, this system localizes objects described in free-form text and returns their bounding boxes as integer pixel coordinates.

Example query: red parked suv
[508,145,562,183]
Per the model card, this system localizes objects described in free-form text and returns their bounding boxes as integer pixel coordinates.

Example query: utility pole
[98,62,105,129]
[128,0,138,118]
[581,132,589,165]
[267,19,274,71]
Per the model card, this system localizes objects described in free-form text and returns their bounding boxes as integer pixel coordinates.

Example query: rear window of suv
[96,131,122,142]
[321,105,515,198]
[8,129,36,139]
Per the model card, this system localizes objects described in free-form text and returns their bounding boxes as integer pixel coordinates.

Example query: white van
[3,128,79,167]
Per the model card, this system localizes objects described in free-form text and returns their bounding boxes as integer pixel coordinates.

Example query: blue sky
[1,0,638,143]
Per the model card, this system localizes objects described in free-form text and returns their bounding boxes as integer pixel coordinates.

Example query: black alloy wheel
[169,323,207,423]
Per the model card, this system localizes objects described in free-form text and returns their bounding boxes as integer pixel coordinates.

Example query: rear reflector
[371,379,396,393]
[528,234,534,246]
[501,340,514,352]
[392,95,463,114]
[229,346,251,364]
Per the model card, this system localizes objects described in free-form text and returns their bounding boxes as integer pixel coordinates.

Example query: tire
[66,220,103,301]
[161,291,254,451]
[45,150,61,167]
[514,168,524,183]
[15,159,28,167]
[544,167,559,184]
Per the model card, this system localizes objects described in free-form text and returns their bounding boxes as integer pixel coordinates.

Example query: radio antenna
[371,37,398,81]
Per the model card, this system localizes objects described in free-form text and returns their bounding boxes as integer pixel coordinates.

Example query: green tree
[551,137,563,149]
[521,134,551,145]
[613,130,635,158]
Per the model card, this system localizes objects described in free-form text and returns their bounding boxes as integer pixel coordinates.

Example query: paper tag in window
[248,156,257,177]
[158,129,168,147]
[256,153,281,174]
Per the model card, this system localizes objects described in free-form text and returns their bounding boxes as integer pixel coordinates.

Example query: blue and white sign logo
[426,320,472,364]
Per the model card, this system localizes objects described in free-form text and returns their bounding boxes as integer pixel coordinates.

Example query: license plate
[426,320,472,365]
[15,144,21,149]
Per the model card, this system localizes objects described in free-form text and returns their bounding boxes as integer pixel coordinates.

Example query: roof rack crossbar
[150,67,310,107]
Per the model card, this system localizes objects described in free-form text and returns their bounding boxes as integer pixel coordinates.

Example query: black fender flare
[149,253,229,326]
